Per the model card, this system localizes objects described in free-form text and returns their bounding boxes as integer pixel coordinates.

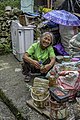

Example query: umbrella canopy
[43,10,80,26]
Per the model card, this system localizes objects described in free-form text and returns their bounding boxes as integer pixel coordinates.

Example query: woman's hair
[40,32,55,45]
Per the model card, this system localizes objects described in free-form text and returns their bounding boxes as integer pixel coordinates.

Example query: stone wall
[0,7,23,54]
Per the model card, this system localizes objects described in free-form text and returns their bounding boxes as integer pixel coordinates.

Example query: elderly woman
[69,32,80,57]
[22,32,55,81]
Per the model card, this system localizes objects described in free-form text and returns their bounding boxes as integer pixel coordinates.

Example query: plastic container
[49,87,69,102]
[48,75,57,87]
[11,20,34,61]
[39,61,44,69]
[71,57,80,62]
[63,56,71,62]
[49,98,68,120]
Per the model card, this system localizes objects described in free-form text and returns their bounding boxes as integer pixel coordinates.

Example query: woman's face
[40,34,52,49]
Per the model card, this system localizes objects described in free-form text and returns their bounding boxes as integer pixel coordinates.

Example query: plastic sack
[57,71,80,90]
[69,32,80,57]
[59,25,78,53]
[53,43,69,56]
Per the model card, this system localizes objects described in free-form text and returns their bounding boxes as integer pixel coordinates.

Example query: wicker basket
[31,87,49,108]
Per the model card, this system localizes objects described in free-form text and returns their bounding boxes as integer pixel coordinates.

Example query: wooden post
[47,0,52,9]
[51,0,52,9]
[47,0,50,8]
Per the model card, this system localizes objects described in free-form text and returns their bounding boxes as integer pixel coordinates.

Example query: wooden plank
[26,99,72,120]
[26,99,50,118]
[26,99,43,114]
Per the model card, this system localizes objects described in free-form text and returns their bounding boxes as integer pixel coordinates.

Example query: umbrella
[42,20,58,28]
[43,10,80,26]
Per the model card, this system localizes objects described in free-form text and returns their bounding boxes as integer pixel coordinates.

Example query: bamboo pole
[47,0,50,8]
[51,0,52,9]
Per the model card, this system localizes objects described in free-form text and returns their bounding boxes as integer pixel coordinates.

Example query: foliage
[0,0,20,55]
[0,42,12,55]
[0,0,20,11]
[0,10,4,16]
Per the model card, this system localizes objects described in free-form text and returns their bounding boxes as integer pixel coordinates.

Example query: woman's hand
[32,60,41,69]
[23,53,41,69]
[40,64,51,73]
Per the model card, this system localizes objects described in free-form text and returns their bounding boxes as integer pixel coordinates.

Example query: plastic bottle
[39,61,44,69]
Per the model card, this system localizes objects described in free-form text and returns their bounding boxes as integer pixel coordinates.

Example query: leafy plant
[0,0,20,11]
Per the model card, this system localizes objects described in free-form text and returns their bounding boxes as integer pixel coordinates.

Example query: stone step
[0,89,26,120]
[0,54,48,120]
[0,98,17,120]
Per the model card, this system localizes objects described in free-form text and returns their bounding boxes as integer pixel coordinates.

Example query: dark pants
[22,59,51,77]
